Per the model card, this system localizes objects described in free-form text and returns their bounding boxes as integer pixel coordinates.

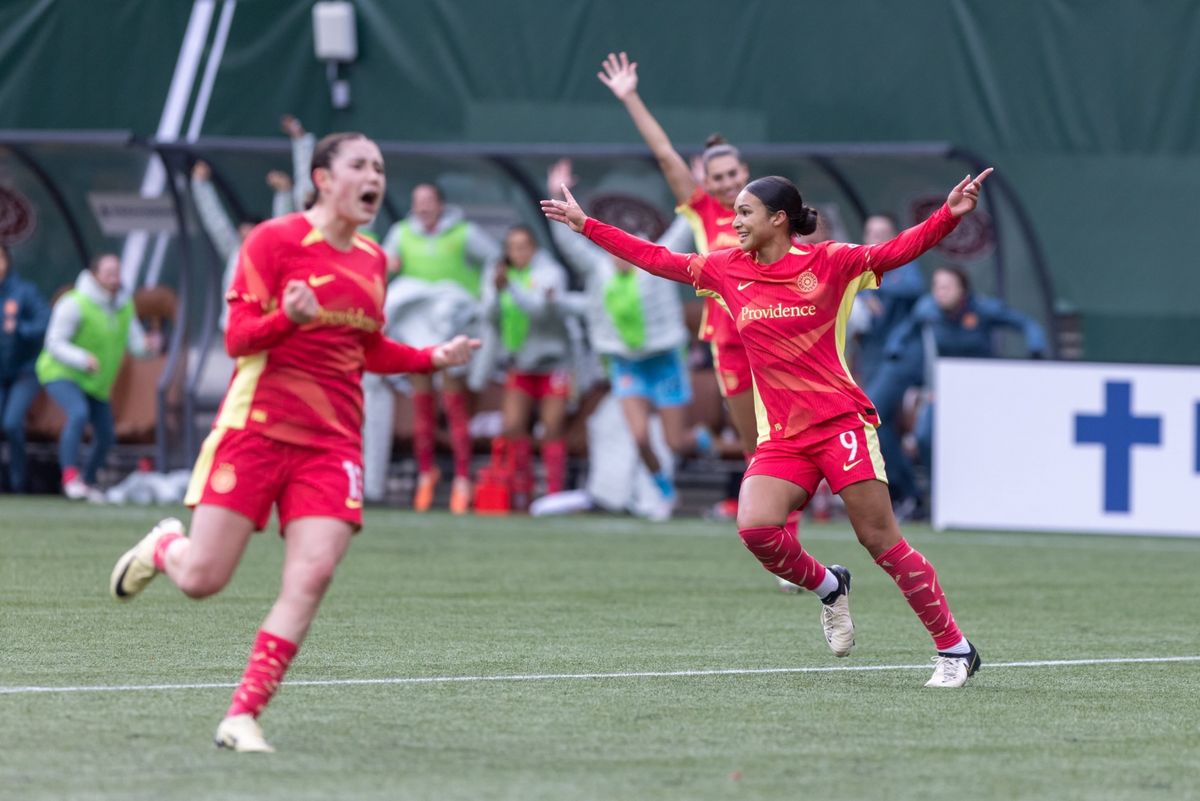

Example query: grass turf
[2,498,1198,800]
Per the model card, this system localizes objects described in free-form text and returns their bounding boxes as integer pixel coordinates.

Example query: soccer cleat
[819,565,855,657]
[924,642,981,688]
[63,476,91,500]
[109,518,185,601]
[449,476,472,515]
[413,468,440,513]
[214,714,275,753]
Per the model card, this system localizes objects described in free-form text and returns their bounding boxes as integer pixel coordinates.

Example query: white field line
[3,655,1198,696]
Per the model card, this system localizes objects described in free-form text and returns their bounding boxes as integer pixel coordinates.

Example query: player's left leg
[216,515,354,753]
[536,386,568,495]
[442,373,474,514]
[839,478,979,687]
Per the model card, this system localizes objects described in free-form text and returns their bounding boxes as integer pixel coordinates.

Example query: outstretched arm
[541,186,701,287]
[832,169,993,279]
[362,333,479,374]
[598,52,697,205]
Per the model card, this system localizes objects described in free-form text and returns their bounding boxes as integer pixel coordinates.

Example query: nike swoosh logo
[717,216,735,225]
[308,274,336,287]
[737,280,756,291]
[842,459,863,471]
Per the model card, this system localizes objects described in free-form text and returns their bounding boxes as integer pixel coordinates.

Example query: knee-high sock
[443,392,472,479]
[510,436,533,493]
[226,629,298,719]
[412,392,437,474]
[541,438,567,494]
[738,525,828,591]
[875,538,964,651]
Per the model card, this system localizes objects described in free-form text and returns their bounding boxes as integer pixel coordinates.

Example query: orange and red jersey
[676,187,742,344]
[219,213,435,450]
[582,205,960,442]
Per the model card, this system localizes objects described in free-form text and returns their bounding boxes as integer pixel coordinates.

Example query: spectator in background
[36,253,152,500]
[381,183,499,514]
[280,114,317,211]
[190,161,292,330]
[479,225,574,506]
[874,265,1047,517]
[0,243,50,493]
[852,214,926,385]
[545,160,709,520]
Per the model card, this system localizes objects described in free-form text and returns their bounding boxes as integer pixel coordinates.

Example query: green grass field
[2,498,1198,801]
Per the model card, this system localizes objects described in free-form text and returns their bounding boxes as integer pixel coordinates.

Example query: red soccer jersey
[677,187,742,344]
[583,205,960,442]
[218,213,435,450]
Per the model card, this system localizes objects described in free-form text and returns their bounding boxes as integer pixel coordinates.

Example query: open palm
[540,185,587,233]
[598,51,638,99]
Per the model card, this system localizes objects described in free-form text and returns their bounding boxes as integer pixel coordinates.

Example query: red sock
[875,538,964,651]
[62,466,79,485]
[489,436,511,474]
[783,510,802,538]
[443,392,472,479]
[226,630,298,719]
[738,525,828,591]
[412,392,437,474]
[152,530,184,571]
[540,438,567,494]
[510,436,533,494]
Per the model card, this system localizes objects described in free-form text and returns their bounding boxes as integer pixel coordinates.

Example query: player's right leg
[736,470,853,657]
[110,504,255,601]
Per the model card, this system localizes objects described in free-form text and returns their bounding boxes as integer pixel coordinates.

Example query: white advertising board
[933,359,1200,536]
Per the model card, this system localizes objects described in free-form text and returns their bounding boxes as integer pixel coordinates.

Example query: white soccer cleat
[924,643,981,688]
[214,714,275,753]
[63,477,91,500]
[819,565,855,657]
[109,518,185,601]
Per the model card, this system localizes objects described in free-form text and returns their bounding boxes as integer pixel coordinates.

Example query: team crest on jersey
[210,463,237,494]
[796,270,819,294]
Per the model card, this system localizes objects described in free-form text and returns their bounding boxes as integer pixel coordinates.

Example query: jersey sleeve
[361,332,436,374]
[224,224,298,357]
[581,218,720,294]
[826,204,960,283]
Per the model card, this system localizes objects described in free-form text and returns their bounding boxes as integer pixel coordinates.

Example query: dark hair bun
[704,132,728,148]
[791,206,818,236]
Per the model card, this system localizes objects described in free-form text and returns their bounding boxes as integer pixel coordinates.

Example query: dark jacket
[0,270,50,382]
[885,293,1047,363]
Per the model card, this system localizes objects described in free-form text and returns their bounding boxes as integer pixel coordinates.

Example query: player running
[109,131,478,752]
[543,168,993,688]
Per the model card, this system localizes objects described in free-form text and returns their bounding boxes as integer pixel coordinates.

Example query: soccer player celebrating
[543,168,993,688]
[599,52,759,503]
[109,132,478,752]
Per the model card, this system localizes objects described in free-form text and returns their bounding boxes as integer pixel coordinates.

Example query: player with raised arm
[543,168,993,688]
[599,52,759,503]
[109,132,478,752]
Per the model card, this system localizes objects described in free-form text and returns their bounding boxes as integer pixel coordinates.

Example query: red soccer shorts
[710,339,753,397]
[505,369,571,400]
[744,413,888,497]
[184,428,364,532]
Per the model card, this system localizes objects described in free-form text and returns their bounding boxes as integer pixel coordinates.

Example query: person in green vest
[380,183,499,514]
[36,253,151,501]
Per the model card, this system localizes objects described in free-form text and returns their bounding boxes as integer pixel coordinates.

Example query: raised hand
[540,185,587,233]
[266,170,293,192]
[946,168,993,218]
[546,158,577,199]
[432,335,481,369]
[282,279,320,324]
[280,114,306,140]
[597,51,638,100]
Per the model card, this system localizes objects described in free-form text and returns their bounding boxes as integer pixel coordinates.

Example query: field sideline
[2,498,1198,800]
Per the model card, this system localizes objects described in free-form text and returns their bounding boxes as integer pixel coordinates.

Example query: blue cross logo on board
[1074,381,1162,513]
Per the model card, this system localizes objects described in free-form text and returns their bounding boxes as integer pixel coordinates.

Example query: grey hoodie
[480,248,573,373]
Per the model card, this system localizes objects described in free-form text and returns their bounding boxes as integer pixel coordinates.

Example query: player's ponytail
[744,176,819,237]
[309,132,368,204]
